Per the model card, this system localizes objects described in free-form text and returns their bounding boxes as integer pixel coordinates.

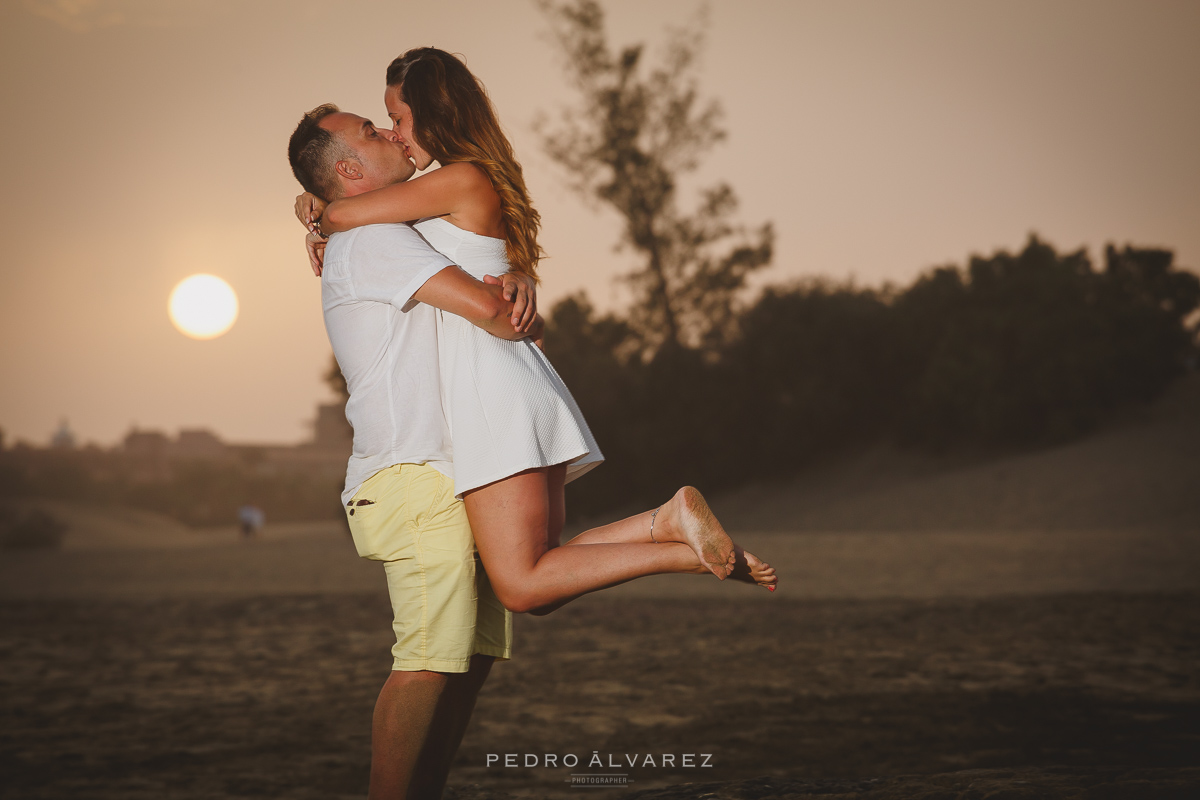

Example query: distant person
[237,505,264,538]
[286,49,775,800]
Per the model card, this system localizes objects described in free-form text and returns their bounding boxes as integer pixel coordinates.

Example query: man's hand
[306,231,328,277]
[483,272,537,332]
[295,192,329,234]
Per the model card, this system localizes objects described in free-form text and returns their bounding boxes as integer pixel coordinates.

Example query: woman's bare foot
[729,545,778,592]
[655,486,737,579]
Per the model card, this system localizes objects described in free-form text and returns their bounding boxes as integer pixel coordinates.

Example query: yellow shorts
[346,462,512,672]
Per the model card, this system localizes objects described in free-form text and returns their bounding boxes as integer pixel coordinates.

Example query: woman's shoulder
[397,161,496,218]
[435,161,493,189]
[415,162,497,211]
[437,162,502,225]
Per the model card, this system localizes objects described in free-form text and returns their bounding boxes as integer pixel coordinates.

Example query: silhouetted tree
[542,293,647,515]
[1098,244,1200,405]
[537,0,773,354]
[892,235,1200,448]
[724,281,903,467]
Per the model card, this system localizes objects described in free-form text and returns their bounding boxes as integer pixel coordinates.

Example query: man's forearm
[413,267,530,340]
[467,285,531,340]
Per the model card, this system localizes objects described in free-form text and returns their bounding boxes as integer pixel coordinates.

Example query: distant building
[15,405,352,487]
[122,427,228,462]
[51,419,76,450]
[123,428,170,459]
[175,428,226,460]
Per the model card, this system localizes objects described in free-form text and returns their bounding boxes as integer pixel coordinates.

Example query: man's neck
[338,179,379,199]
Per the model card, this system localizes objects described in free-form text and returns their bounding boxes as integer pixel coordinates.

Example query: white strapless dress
[413,217,604,496]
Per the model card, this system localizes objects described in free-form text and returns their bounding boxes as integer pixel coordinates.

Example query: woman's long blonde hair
[387,48,544,281]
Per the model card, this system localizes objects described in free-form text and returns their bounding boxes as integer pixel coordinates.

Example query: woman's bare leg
[545,464,567,550]
[564,486,778,590]
[464,474,776,614]
[520,465,570,615]
[465,469,708,614]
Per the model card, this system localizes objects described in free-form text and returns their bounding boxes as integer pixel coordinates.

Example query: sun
[168,274,239,340]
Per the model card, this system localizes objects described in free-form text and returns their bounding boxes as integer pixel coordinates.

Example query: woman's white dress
[413,217,604,496]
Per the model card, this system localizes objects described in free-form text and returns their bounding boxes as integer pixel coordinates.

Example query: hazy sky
[2,0,1197,447]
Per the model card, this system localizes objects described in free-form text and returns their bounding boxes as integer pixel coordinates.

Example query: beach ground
[1,519,1197,799]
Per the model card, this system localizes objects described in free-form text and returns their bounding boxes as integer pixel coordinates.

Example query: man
[287,104,535,800]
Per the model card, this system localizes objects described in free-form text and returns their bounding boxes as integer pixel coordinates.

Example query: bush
[0,505,68,550]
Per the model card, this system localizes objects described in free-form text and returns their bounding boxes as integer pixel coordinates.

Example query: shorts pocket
[346,466,418,561]
[345,496,387,559]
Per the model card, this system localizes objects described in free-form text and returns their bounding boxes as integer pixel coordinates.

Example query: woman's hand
[527,314,545,351]
[306,231,328,277]
[295,192,328,233]
[483,272,537,332]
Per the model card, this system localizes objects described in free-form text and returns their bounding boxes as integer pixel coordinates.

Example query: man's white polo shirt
[320,223,456,504]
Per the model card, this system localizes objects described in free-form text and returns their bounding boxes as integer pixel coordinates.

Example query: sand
[1,519,1197,799]
[1,585,1196,799]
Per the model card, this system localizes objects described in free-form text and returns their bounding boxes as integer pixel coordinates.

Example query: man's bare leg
[369,669,448,800]
[408,654,495,799]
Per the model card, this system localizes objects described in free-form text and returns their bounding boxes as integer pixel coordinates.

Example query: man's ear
[334,159,364,181]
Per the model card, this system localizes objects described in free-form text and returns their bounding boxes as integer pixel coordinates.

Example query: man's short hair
[288,104,356,201]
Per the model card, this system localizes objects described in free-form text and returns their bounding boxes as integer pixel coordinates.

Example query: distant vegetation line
[543,235,1200,521]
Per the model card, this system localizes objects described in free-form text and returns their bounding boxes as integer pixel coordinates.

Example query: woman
[297,48,775,613]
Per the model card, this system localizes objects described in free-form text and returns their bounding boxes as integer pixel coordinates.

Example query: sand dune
[3,497,351,552]
[3,500,193,550]
[715,374,1200,534]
